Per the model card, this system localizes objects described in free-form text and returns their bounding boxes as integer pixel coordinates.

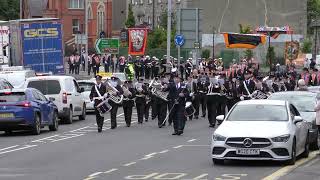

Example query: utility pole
[166,0,172,65]
[152,0,155,30]
[212,26,215,59]
[85,0,88,62]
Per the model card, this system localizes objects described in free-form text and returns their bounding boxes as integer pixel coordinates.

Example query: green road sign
[95,38,120,54]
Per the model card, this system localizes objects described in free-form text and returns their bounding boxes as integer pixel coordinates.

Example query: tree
[301,38,312,53]
[239,24,254,60]
[0,0,19,20]
[125,4,135,28]
[266,46,276,66]
[201,49,210,59]
[307,0,320,35]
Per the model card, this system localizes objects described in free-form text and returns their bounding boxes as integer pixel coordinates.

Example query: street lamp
[212,26,216,59]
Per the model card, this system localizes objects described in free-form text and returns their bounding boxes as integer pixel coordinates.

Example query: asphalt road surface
[0,110,318,180]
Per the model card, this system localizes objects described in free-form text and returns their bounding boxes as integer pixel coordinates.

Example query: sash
[95,85,103,98]
[243,81,252,98]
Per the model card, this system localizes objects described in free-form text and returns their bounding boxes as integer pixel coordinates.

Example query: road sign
[194,42,200,49]
[74,34,87,45]
[95,38,120,54]
[174,34,185,46]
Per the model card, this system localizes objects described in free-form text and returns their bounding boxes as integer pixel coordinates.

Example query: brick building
[21,0,113,49]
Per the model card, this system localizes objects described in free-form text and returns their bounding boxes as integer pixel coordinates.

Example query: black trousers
[192,94,200,117]
[145,68,151,79]
[69,64,74,74]
[151,96,158,119]
[199,93,207,116]
[110,103,118,128]
[218,96,227,117]
[168,101,175,125]
[156,100,167,126]
[173,104,186,133]
[136,103,145,123]
[88,64,92,75]
[207,95,220,126]
[123,104,133,127]
[104,65,109,72]
[145,102,151,121]
[74,64,80,74]
[95,109,104,128]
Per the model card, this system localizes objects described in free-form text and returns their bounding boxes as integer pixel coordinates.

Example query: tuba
[149,78,168,101]
[105,81,124,104]
[122,84,133,100]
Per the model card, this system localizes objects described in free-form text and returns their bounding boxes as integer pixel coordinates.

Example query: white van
[23,76,86,124]
[0,67,35,88]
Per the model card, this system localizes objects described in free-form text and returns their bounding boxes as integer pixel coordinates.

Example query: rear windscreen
[0,92,26,102]
[27,80,61,95]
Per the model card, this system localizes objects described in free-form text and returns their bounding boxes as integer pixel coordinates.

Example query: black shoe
[202,114,206,117]
[126,124,130,127]
[158,125,163,128]
[177,131,183,135]
[209,124,215,128]
[172,132,178,135]
[145,119,148,122]
[111,126,116,129]
[195,116,199,119]
[98,127,102,133]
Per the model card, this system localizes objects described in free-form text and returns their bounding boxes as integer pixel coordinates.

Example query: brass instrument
[122,84,133,100]
[149,79,168,101]
[105,81,124,104]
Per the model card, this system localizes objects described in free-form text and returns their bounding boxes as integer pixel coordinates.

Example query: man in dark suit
[165,76,189,135]
[89,75,107,133]
[239,71,255,99]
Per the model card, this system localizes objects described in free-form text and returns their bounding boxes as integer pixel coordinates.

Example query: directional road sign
[95,38,119,54]
[175,34,185,46]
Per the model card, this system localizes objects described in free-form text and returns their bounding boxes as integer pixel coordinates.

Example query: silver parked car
[211,100,310,165]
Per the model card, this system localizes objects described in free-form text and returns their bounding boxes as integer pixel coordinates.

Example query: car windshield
[269,94,316,112]
[227,104,288,121]
[78,82,94,92]
[27,80,61,95]
[0,92,26,102]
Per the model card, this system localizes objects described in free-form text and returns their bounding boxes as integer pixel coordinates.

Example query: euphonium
[106,81,124,104]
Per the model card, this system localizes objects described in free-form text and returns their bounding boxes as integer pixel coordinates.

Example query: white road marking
[69,126,91,133]
[0,145,37,155]
[173,145,183,149]
[50,134,84,142]
[31,135,59,143]
[88,172,103,177]
[158,150,169,154]
[123,162,137,166]
[103,168,118,174]
[187,139,197,142]
[0,145,20,152]
[145,152,157,156]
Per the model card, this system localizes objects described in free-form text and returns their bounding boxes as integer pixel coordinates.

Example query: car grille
[272,148,289,156]
[226,137,271,148]
[225,151,273,158]
[212,147,226,155]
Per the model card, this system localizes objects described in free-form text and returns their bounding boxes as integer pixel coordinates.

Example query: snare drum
[185,101,195,117]
[96,99,112,115]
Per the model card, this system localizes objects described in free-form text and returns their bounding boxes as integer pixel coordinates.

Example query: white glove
[240,96,244,101]
[190,92,194,97]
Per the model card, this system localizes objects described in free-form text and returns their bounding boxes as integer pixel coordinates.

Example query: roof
[26,75,74,81]
[10,18,59,23]
[271,91,317,96]
[237,100,286,106]
[77,80,95,83]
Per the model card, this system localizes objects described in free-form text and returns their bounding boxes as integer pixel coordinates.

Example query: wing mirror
[216,115,225,122]
[293,116,303,124]
[49,97,55,102]
[80,87,85,93]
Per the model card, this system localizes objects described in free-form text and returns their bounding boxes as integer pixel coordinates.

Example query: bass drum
[96,99,112,115]
[185,102,195,117]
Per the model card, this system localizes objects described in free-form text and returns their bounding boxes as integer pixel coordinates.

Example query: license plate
[0,113,14,118]
[236,149,260,155]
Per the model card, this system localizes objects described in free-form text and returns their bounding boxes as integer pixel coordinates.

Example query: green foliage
[301,38,313,53]
[125,4,136,28]
[220,50,240,67]
[244,49,253,60]
[160,11,168,29]
[147,28,167,49]
[266,47,276,65]
[239,24,253,60]
[201,49,210,59]
[307,0,320,35]
[0,0,19,20]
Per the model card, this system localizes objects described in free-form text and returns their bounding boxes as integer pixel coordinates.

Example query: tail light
[62,92,68,104]
[17,101,31,107]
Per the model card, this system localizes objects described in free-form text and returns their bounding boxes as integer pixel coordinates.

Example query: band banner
[128,28,148,55]
[222,33,266,49]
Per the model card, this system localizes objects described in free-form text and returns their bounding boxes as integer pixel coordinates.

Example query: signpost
[95,38,120,54]
[175,35,185,46]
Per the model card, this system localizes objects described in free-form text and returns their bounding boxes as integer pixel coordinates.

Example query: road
[0,110,318,180]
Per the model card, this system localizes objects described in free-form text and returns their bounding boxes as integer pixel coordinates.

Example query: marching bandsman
[299,68,311,86]
[197,69,210,117]
[185,59,193,78]
[310,68,318,86]
[285,74,296,91]
[122,80,136,127]
[106,76,124,129]
[165,76,189,135]
[206,73,221,128]
[239,71,255,99]
[135,78,148,124]
[89,75,107,133]
[144,81,152,122]
[156,76,169,128]
[187,75,200,120]
[145,56,152,80]
[226,78,241,110]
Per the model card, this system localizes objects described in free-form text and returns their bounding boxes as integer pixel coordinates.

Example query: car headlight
[271,134,290,142]
[212,134,226,141]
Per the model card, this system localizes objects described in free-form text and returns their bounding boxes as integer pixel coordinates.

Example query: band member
[217,75,228,118]
[285,74,296,91]
[206,74,221,128]
[197,69,210,117]
[185,59,193,78]
[310,68,318,86]
[156,76,169,128]
[107,76,124,129]
[239,71,255,99]
[145,56,152,79]
[299,68,311,86]
[134,56,141,79]
[144,81,152,122]
[227,78,241,110]
[135,78,147,124]
[186,75,199,120]
[165,76,189,135]
[89,75,107,133]
[151,57,160,79]
[122,80,136,127]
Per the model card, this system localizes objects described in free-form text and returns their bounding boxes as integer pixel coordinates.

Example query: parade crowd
[67,52,319,134]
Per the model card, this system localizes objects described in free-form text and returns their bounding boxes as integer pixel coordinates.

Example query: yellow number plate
[0,113,14,118]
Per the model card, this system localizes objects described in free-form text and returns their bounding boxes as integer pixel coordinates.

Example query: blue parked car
[0,88,59,135]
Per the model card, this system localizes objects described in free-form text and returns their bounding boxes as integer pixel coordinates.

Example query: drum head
[185,101,192,108]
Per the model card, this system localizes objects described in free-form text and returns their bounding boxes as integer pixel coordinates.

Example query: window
[73,80,81,92]
[148,16,151,25]
[27,80,61,95]
[72,19,80,34]
[0,92,26,102]
[97,4,105,35]
[32,91,41,101]
[88,5,93,19]
[69,0,84,9]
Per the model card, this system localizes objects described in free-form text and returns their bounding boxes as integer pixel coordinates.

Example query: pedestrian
[81,53,86,71]
[103,54,110,73]
[119,56,126,72]
[89,75,107,133]
[112,54,117,73]
[74,54,80,74]
[69,54,75,74]
[87,54,92,76]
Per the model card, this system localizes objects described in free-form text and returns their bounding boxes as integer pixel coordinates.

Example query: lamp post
[212,26,216,59]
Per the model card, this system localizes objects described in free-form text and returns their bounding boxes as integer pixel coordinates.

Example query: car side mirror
[49,97,55,102]
[216,115,225,122]
[293,116,303,124]
[80,87,85,93]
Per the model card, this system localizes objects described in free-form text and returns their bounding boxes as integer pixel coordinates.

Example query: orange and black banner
[222,33,266,49]
[128,28,148,55]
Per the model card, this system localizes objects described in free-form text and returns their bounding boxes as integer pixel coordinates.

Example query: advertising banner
[128,28,148,55]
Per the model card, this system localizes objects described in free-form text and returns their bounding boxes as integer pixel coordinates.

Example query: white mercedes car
[211,100,310,165]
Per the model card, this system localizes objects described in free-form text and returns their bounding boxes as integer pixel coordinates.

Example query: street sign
[194,42,200,49]
[174,34,185,46]
[95,38,120,54]
[74,34,87,45]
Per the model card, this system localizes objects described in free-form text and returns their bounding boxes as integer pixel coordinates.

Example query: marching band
[90,56,312,135]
